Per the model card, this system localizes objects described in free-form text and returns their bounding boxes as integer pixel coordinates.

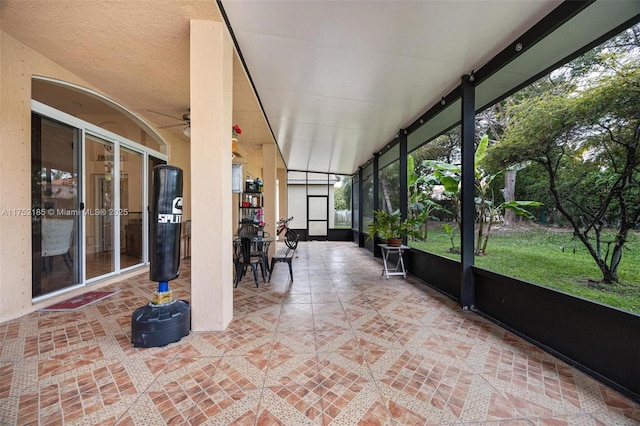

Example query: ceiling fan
[148,109,191,137]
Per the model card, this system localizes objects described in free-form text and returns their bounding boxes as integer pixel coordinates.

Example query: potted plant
[366,209,422,246]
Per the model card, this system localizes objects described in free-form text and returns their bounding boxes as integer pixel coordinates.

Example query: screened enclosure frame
[350,1,640,401]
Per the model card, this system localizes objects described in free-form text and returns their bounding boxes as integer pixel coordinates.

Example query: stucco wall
[0,32,188,323]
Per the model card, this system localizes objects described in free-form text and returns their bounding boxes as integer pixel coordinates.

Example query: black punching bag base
[131,299,191,348]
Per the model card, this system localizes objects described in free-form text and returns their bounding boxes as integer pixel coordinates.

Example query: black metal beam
[405,1,594,138]
[358,167,364,247]
[372,155,380,255]
[473,1,594,87]
[406,88,461,136]
[399,129,408,245]
[460,74,476,310]
[373,156,379,214]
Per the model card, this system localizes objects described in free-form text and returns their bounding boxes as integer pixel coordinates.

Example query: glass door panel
[31,113,81,297]
[85,135,116,279]
[120,147,144,268]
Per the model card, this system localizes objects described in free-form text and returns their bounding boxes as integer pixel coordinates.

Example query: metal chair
[237,223,259,237]
[268,231,298,282]
[237,223,270,265]
[234,237,270,287]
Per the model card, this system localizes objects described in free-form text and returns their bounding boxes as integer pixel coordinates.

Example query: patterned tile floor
[1,241,639,425]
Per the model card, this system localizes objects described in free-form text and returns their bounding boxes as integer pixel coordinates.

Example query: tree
[342,177,352,210]
[487,61,640,283]
[334,185,347,210]
[474,169,541,255]
[407,154,450,240]
[423,135,541,255]
[379,161,400,212]
[477,102,528,226]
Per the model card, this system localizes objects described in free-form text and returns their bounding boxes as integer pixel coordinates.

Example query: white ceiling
[220,0,562,174]
[6,0,619,176]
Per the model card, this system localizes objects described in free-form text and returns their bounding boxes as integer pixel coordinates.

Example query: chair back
[256,239,271,256]
[285,231,299,251]
[237,224,258,237]
[240,237,252,263]
[41,218,74,257]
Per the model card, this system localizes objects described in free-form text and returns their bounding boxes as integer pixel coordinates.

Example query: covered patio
[1,241,638,424]
[2,0,640,423]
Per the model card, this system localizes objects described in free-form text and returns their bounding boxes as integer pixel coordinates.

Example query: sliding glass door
[85,135,116,279]
[120,146,144,269]
[32,103,167,298]
[31,113,81,297]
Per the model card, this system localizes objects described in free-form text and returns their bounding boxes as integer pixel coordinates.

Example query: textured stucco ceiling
[1,0,275,167]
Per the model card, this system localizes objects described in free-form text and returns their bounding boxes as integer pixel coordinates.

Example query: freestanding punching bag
[149,165,183,286]
[131,165,191,348]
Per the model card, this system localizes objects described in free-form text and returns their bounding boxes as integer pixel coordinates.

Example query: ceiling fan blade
[157,123,186,129]
[147,109,183,121]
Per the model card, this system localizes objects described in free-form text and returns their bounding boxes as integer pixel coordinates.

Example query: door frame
[307,194,329,241]
[31,100,167,299]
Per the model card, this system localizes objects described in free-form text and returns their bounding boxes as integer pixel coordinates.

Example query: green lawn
[410,224,640,314]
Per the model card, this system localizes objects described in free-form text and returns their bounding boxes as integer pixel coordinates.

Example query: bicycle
[276,217,298,249]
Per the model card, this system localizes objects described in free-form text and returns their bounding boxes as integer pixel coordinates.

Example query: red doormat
[39,291,119,312]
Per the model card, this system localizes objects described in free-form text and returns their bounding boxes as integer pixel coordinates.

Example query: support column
[277,167,288,227]
[190,20,233,331]
[460,74,476,310]
[263,144,277,256]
